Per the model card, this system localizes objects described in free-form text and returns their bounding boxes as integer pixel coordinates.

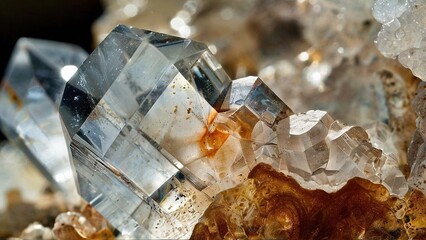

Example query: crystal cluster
[276,110,407,196]
[56,25,412,238]
[372,0,426,197]
[0,38,87,203]
[374,0,426,80]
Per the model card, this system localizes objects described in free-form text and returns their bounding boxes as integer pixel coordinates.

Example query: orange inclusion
[199,110,230,158]
[3,81,22,108]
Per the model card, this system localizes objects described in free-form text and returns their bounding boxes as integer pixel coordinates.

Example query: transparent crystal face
[0,38,87,201]
[59,25,293,238]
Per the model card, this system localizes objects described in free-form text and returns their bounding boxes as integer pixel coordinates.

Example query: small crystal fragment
[0,38,87,202]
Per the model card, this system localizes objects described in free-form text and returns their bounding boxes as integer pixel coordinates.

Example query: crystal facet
[0,38,87,202]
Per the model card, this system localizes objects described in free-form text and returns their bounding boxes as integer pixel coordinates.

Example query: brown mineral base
[191,163,426,240]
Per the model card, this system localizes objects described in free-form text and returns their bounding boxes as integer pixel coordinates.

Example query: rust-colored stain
[199,110,229,158]
[3,81,22,109]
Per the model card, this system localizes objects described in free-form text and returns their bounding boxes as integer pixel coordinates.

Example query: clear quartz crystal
[59,25,293,238]
[0,38,87,203]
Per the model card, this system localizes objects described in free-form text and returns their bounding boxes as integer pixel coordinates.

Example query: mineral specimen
[191,163,426,239]
[276,110,407,197]
[59,24,235,238]
[0,38,87,203]
[0,143,47,210]
[59,24,414,237]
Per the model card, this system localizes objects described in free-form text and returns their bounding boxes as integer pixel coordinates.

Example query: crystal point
[59,25,238,238]
[0,38,87,202]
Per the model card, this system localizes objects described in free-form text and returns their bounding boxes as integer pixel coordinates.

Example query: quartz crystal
[0,38,87,203]
[60,25,293,238]
[0,143,47,210]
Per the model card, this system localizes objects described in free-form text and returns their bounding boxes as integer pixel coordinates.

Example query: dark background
[0,0,104,140]
[0,0,104,77]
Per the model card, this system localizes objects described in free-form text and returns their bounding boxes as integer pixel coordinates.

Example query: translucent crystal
[374,0,426,80]
[60,24,294,237]
[276,110,408,197]
[372,0,409,24]
[60,25,227,238]
[0,38,87,202]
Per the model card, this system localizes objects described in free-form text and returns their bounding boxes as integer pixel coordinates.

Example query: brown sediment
[191,163,426,239]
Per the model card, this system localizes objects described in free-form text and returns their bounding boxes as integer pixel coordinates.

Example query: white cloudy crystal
[374,0,426,80]
[276,110,408,197]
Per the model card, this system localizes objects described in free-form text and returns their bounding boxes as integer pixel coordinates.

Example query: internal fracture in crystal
[0,38,87,202]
